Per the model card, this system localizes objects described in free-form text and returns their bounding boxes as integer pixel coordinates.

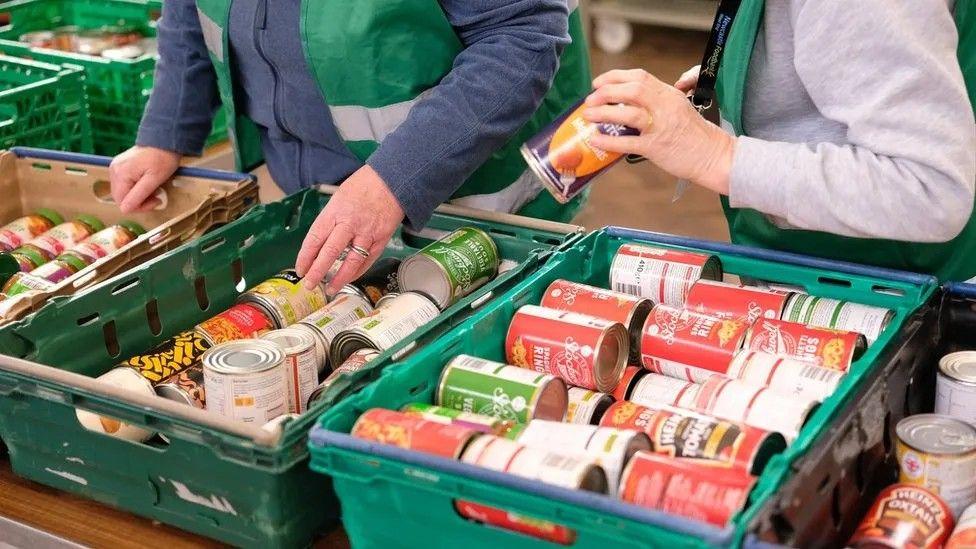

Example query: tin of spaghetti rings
[0,210,62,253]
[520,97,640,203]
[454,500,577,545]
[628,373,702,410]
[237,269,328,329]
[461,434,609,493]
[119,330,212,385]
[619,451,756,526]
[937,352,976,425]
[599,400,786,475]
[946,503,976,548]
[609,243,722,307]
[307,349,381,409]
[436,355,568,423]
[745,318,866,372]
[261,328,319,414]
[329,291,440,365]
[398,227,499,309]
[506,305,628,393]
[511,420,650,496]
[565,387,614,425]
[401,403,514,435]
[202,339,288,424]
[727,350,844,404]
[896,414,976,517]
[195,303,274,345]
[351,408,479,459]
[690,376,816,441]
[611,365,648,401]
[640,304,748,383]
[783,293,892,345]
[75,366,157,441]
[540,279,653,364]
[298,292,373,372]
[686,280,792,324]
[349,257,402,306]
[156,366,206,409]
[849,484,954,549]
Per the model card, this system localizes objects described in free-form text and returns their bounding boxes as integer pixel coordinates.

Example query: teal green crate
[0,187,580,547]
[310,226,938,549]
[0,0,227,155]
[0,54,92,151]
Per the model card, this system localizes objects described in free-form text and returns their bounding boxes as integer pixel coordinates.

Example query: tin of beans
[202,339,288,424]
[937,352,976,425]
[609,243,721,307]
[156,366,206,409]
[307,349,381,409]
[691,376,816,441]
[896,414,976,517]
[565,387,614,425]
[195,303,274,345]
[398,227,499,309]
[849,484,954,549]
[454,500,576,545]
[0,210,61,252]
[727,350,844,404]
[329,291,440,365]
[461,435,608,493]
[351,408,479,459]
[120,330,212,384]
[298,292,373,372]
[640,304,749,383]
[238,269,328,328]
[745,318,866,372]
[782,293,892,345]
[76,367,157,442]
[686,279,792,324]
[401,403,514,435]
[611,365,648,401]
[262,328,319,414]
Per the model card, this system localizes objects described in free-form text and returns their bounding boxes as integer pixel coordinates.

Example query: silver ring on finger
[348,244,371,260]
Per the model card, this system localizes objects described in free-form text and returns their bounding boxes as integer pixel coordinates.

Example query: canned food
[609,243,722,307]
[506,305,628,393]
[599,400,786,475]
[629,373,701,409]
[565,387,614,425]
[28,258,79,284]
[896,414,976,517]
[520,97,639,203]
[511,420,650,496]
[11,215,104,271]
[298,292,373,372]
[237,269,328,328]
[351,408,479,459]
[744,318,866,372]
[401,403,514,435]
[329,291,440,365]
[75,367,156,442]
[19,31,57,48]
[202,339,288,424]
[726,350,844,404]
[849,484,954,549]
[306,349,381,409]
[690,376,816,441]
[619,451,756,526]
[374,293,400,309]
[195,303,274,345]
[540,279,653,364]
[1,272,56,297]
[119,330,212,384]
[686,280,791,324]
[398,227,499,309]
[454,500,576,545]
[611,365,647,401]
[60,221,145,265]
[461,435,608,493]
[640,304,749,383]
[782,293,892,344]
[436,355,568,423]
[350,257,401,305]
[937,352,976,425]
[947,503,976,548]
[0,209,62,252]
[261,328,318,414]
[156,366,206,409]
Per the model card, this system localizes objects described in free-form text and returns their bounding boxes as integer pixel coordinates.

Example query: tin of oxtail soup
[453,500,577,546]
[686,279,792,324]
[598,400,786,475]
[620,451,757,527]
[896,414,976,517]
[401,403,514,435]
[611,365,648,401]
[398,227,499,309]
[782,293,893,345]
[947,503,976,548]
[296,291,373,373]
[119,330,213,385]
[262,328,319,414]
[849,484,954,549]
[520,97,639,204]
[237,269,328,329]
[609,243,722,307]
[937,352,976,425]
[202,339,288,424]
[156,366,206,409]
[0,209,62,253]
[329,291,440,366]
[351,408,480,459]
[640,304,749,383]
[306,348,381,409]
[506,305,628,393]
[461,434,609,494]
[565,387,614,425]
[744,318,867,372]
[349,257,402,306]
[540,279,653,364]
[726,350,844,404]
[76,366,157,442]
[195,303,274,345]
[436,355,568,423]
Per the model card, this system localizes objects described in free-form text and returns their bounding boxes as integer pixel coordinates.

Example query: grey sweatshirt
[728,0,976,242]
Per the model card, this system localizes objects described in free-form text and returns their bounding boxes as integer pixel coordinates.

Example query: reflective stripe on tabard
[448,169,544,213]
[329,92,428,143]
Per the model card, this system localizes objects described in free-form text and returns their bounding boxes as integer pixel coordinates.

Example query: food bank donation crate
[308,226,938,548]
[0,0,228,155]
[0,187,581,547]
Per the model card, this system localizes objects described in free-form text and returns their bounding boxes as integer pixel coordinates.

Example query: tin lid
[33,208,63,226]
[896,414,976,455]
[156,383,196,407]
[338,284,370,304]
[261,327,315,354]
[202,339,284,375]
[397,255,451,309]
[74,215,106,233]
[939,351,976,385]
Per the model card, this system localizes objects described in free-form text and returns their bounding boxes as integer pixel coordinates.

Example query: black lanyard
[691,0,744,110]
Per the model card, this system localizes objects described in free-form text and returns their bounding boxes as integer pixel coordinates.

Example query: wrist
[694,132,736,195]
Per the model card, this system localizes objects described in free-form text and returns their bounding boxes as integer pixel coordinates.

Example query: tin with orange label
[195,303,274,345]
[455,500,576,545]
[351,408,479,459]
[611,365,648,401]
[609,244,722,307]
[849,484,954,549]
[745,318,866,372]
[686,279,792,324]
[640,304,748,383]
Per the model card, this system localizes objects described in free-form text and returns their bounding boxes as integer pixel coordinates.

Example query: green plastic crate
[309,226,938,549]
[0,0,227,155]
[0,187,579,547]
[0,54,92,152]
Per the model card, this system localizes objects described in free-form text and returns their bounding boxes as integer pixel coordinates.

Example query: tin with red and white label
[298,292,373,372]
[609,244,722,307]
[745,318,866,372]
[329,291,440,366]
[202,339,288,424]
[0,209,62,252]
[619,451,756,526]
[76,366,157,442]
[727,350,844,404]
[686,279,792,324]
[306,349,380,409]
[936,352,976,425]
[849,484,954,549]
[238,269,328,329]
[454,500,576,545]
[540,279,653,364]
[195,303,274,345]
[628,373,702,410]
[946,503,976,548]
[262,328,319,414]
[640,304,749,383]
[506,305,628,393]
[611,365,647,401]
[351,408,479,459]
[401,402,514,435]
[896,414,976,517]
[783,293,892,345]
[156,366,206,409]
[461,434,609,493]
[690,376,816,441]
[565,387,614,425]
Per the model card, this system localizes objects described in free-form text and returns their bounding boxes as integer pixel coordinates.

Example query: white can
[76,367,156,442]
[693,377,815,441]
[609,243,721,307]
[781,294,892,345]
[298,292,374,372]
[937,351,976,425]
[461,434,609,493]
[565,387,614,425]
[202,339,287,424]
[727,350,844,404]
[329,291,440,365]
[261,328,319,414]
[629,373,702,409]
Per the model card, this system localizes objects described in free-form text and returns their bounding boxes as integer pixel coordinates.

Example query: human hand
[109,146,182,213]
[675,65,701,94]
[295,165,405,294]
[582,69,736,195]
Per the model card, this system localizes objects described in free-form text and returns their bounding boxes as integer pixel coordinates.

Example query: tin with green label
[436,355,568,423]
[398,227,499,309]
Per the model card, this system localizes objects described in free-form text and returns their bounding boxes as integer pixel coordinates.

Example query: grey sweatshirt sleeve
[728,0,976,242]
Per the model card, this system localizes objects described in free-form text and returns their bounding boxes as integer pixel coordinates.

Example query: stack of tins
[74,227,502,442]
[349,243,897,536]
